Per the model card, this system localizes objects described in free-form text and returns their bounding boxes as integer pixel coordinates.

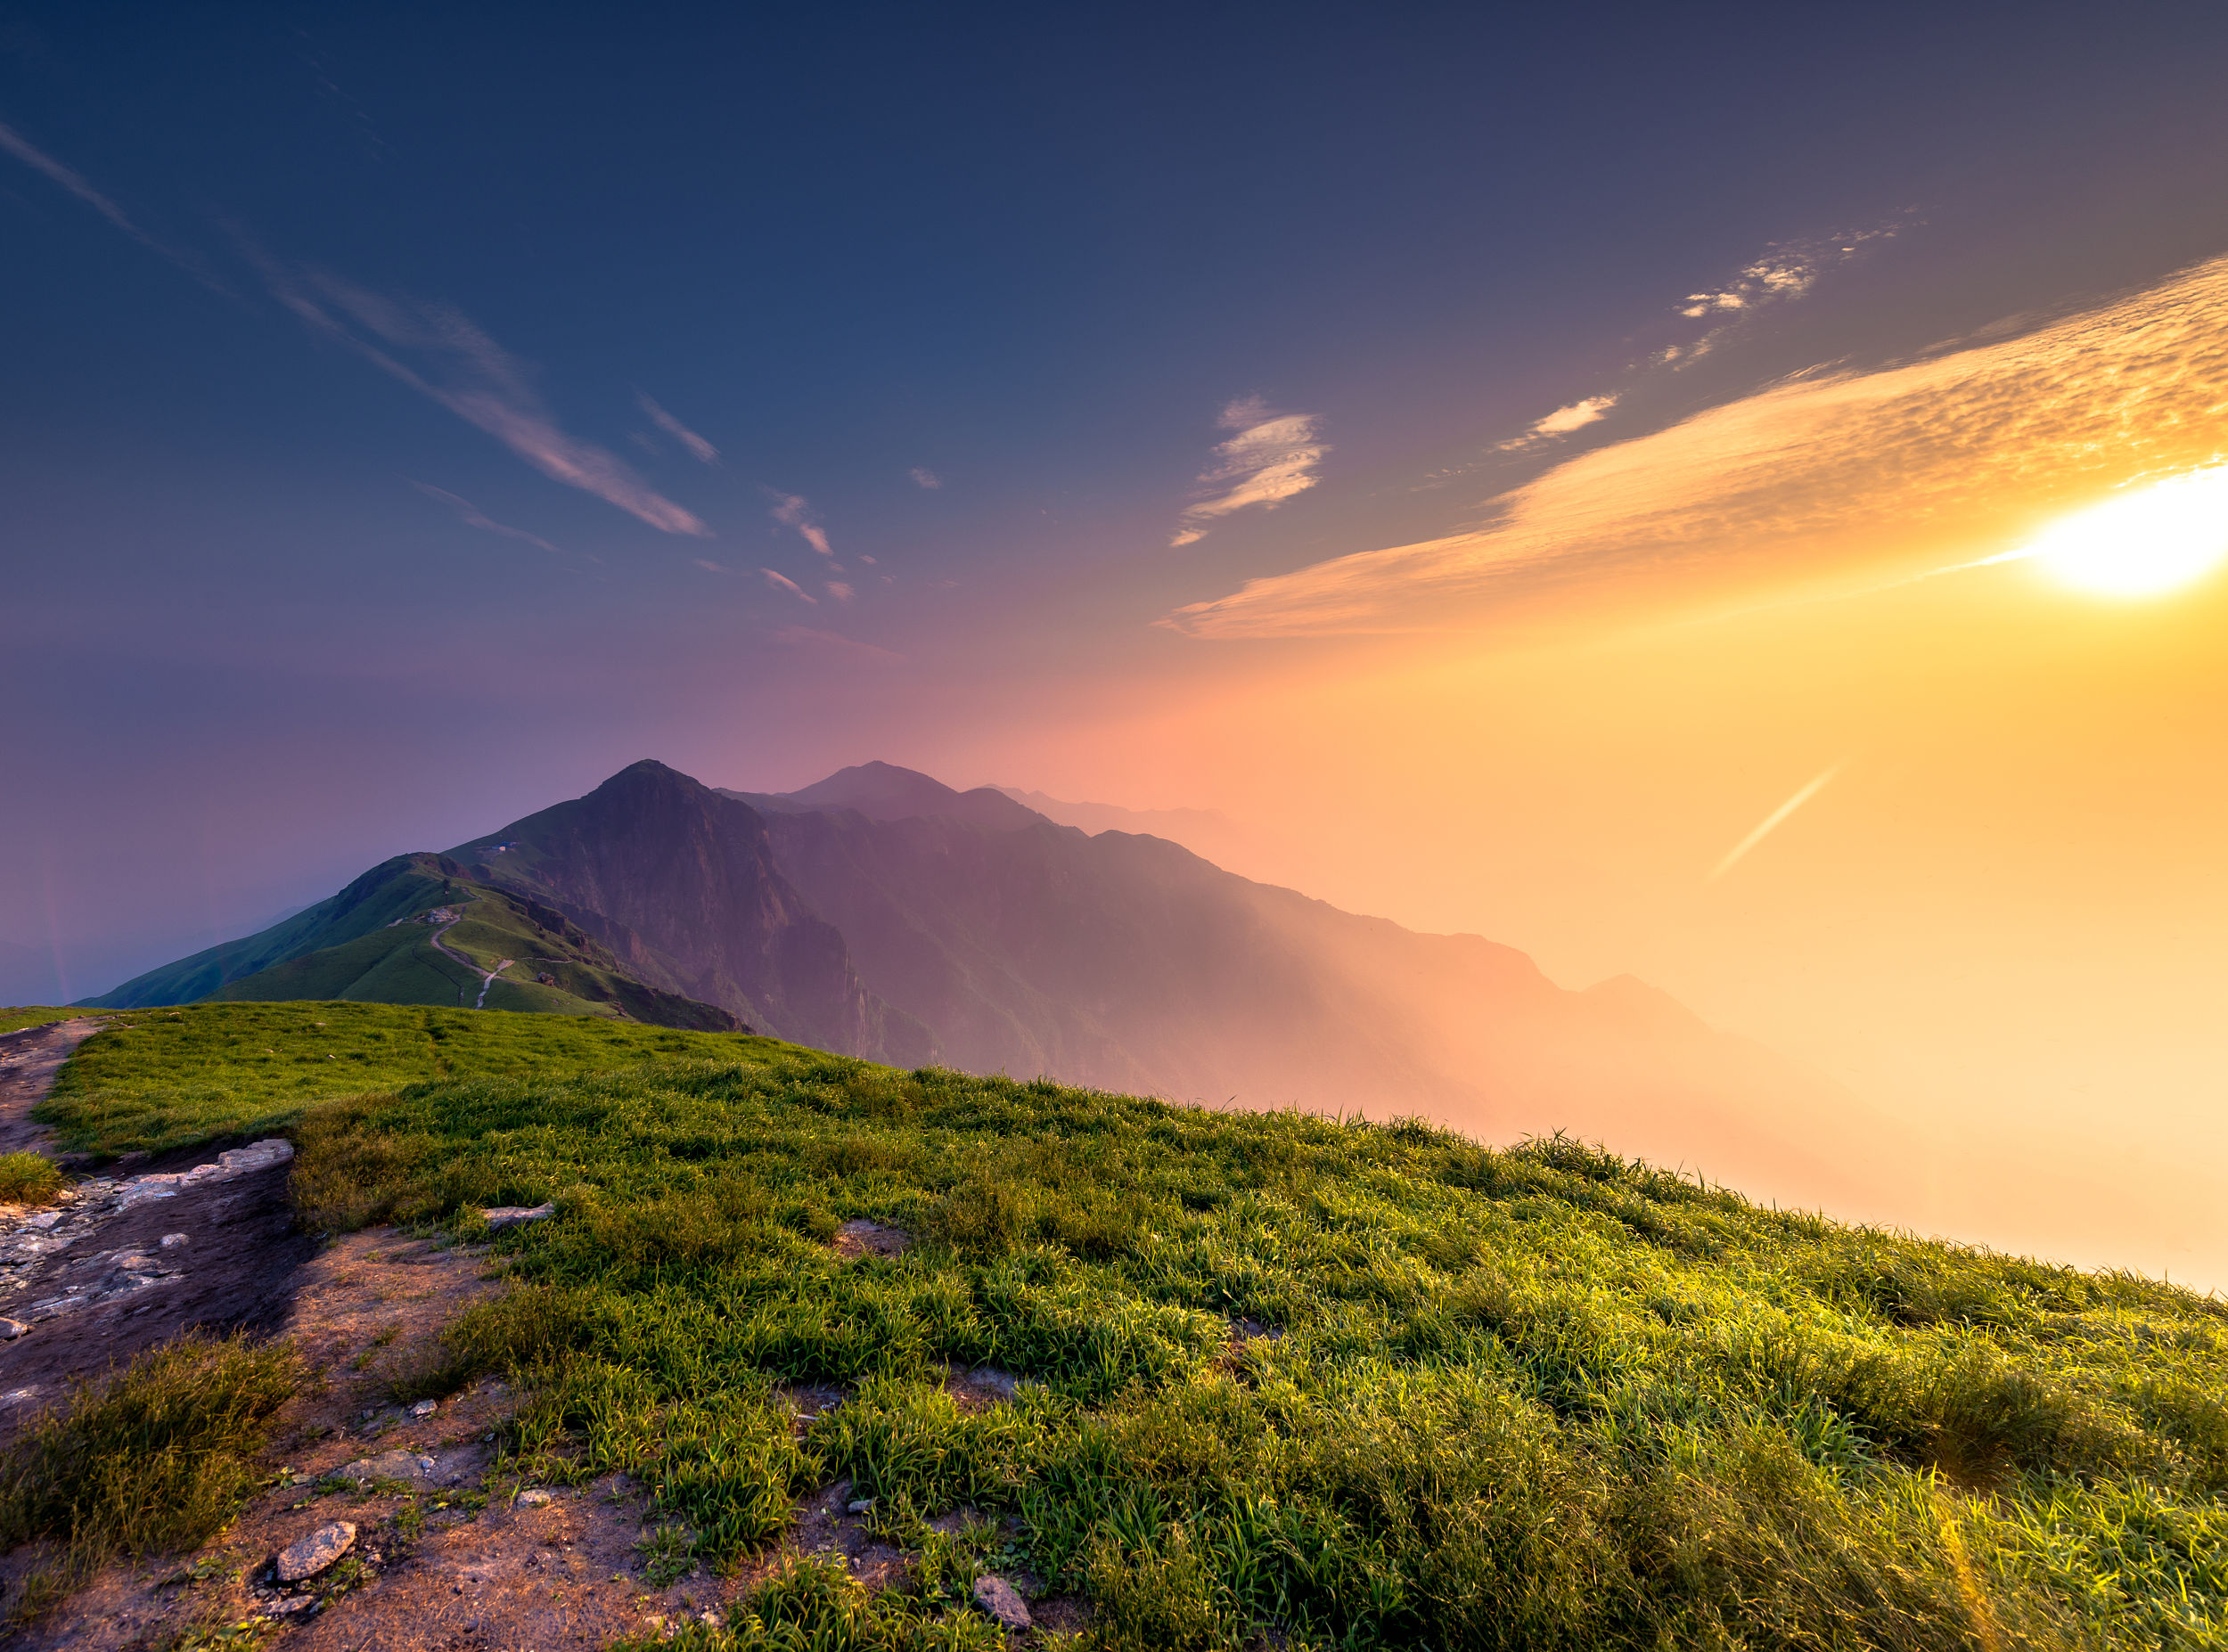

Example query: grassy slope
[35,1002,790,1158]
[0,1009,84,1037]
[39,1007,2228,1647]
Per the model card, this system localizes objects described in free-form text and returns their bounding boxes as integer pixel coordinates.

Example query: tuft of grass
[0,1332,299,1618]
[0,1151,62,1206]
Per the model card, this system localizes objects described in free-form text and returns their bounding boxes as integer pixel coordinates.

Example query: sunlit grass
[289,1051,2228,1648]
[35,1000,797,1159]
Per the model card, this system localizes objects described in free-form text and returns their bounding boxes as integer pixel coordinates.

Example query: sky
[5,3,2227,1282]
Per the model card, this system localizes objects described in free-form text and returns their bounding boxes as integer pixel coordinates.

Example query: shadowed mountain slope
[732,777,1901,1209]
[453,760,933,1065]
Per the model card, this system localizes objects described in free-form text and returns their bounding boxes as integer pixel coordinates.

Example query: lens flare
[2026,465,2228,598]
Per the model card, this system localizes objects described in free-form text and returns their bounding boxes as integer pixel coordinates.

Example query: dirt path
[0,1017,107,1156]
[428,917,512,1010]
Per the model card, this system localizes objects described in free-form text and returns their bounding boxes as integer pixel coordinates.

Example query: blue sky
[9,4,2228,1286]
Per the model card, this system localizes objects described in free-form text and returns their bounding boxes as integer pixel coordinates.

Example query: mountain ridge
[82,756,1900,1213]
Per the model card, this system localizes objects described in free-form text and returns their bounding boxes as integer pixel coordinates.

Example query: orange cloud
[1166,254,2228,637]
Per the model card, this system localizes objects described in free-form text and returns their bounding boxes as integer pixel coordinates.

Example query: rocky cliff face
[455,761,933,1064]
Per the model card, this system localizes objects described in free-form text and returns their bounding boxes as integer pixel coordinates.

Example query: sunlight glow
[2026,465,2228,598]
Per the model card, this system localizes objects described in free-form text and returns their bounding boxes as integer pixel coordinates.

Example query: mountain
[449,760,933,1062]
[721,777,1899,1208]
[86,852,744,1032]
[724,761,1042,832]
[88,757,1902,1212]
[992,787,1290,880]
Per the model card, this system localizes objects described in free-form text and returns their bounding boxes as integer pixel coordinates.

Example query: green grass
[275,1050,2228,1650]
[0,1151,63,1205]
[0,1332,299,1621]
[0,1008,84,1037]
[34,1001,801,1159]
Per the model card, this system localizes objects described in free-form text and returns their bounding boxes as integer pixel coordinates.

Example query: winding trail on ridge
[428,914,512,1010]
[0,1017,107,1157]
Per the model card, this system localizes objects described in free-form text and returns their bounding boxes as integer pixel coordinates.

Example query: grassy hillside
[85,853,742,1034]
[30,1005,2228,1646]
[35,1001,791,1157]
[0,1008,83,1036]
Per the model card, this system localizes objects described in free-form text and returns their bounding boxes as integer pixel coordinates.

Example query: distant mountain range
[87,757,1900,1208]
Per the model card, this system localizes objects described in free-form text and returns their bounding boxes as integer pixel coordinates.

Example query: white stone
[516,1487,553,1507]
[410,1399,438,1417]
[274,1521,356,1582]
[482,1202,557,1229]
[161,1232,190,1248]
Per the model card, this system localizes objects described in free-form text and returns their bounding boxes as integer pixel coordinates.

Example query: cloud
[412,482,564,555]
[1170,397,1327,547]
[244,253,708,536]
[637,393,718,464]
[910,467,942,489]
[766,489,833,556]
[770,624,904,663]
[1496,394,1619,452]
[1164,253,2228,638]
[825,581,855,601]
[1677,225,1900,320]
[760,567,816,603]
[0,117,218,285]
[1488,227,1905,454]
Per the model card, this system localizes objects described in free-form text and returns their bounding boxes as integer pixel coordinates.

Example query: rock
[0,1318,28,1340]
[482,1202,557,1229]
[971,1575,1032,1631]
[410,1399,438,1417]
[847,1498,876,1515]
[517,1488,553,1507]
[21,1211,61,1231]
[217,1140,294,1174]
[275,1521,356,1582]
[340,1450,436,1482]
[160,1232,189,1248]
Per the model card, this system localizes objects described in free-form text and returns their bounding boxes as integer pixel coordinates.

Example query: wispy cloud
[411,482,565,555]
[1487,226,1909,456]
[1170,397,1327,547]
[1165,253,2228,638]
[637,393,718,464]
[760,567,817,603]
[242,252,708,536]
[910,466,942,489]
[0,117,219,285]
[1708,765,1842,881]
[1677,226,1898,319]
[824,580,854,602]
[766,489,833,556]
[1496,394,1618,452]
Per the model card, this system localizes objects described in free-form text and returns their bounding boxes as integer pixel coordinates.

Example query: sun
[2026,464,2228,598]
